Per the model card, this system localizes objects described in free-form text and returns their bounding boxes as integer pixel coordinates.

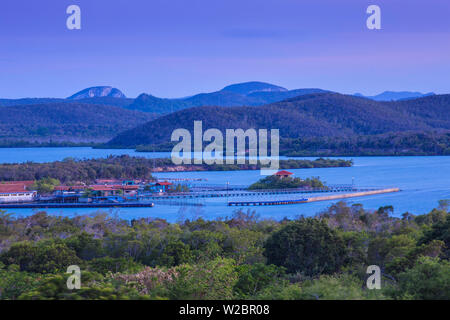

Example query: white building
[0,184,37,203]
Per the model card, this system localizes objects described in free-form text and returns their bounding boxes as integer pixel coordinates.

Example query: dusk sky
[1,0,449,98]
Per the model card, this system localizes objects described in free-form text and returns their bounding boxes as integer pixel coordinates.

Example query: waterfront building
[0,184,37,203]
[151,181,174,193]
[1,180,35,187]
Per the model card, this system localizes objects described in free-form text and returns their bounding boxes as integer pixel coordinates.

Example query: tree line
[282,131,450,156]
[0,156,352,184]
[0,201,448,300]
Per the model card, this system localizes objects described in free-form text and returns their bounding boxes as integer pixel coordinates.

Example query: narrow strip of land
[228,188,400,206]
[306,188,400,202]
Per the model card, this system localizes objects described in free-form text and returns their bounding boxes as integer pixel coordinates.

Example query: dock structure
[0,187,400,209]
[140,185,367,201]
[228,188,400,206]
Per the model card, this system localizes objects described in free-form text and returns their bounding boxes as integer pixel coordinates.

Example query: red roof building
[1,181,35,187]
[151,181,173,192]
[0,184,28,193]
[274,170,294,178]
[0,183,36,203]
[155,182,173,186]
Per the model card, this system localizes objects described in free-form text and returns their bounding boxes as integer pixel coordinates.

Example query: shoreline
[0,145,448,157]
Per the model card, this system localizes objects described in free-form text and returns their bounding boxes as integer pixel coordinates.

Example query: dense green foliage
[0,201,448,300]
[0,155,351,184]
[0,156,156,184]
[30,178,60,194]
[248,175,326,190]
[1,241,81,274]
[265,219,346,275]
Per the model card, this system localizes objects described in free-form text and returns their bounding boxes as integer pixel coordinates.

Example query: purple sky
[1,0,450,98]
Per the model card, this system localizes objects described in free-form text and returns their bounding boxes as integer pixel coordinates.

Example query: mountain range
[1,82,435,115]
[0,82,448,153]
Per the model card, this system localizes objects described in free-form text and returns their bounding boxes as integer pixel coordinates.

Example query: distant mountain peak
[355,91,435,101]
[68,86,126,100]
[221,81,288,95]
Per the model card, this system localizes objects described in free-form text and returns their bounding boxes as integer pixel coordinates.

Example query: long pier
[228,199,309,206]
[228,188,400,206]
[139,185,374,201]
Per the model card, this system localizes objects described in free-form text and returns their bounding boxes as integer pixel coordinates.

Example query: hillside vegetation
[0,202,448,299]
[282,132,450,156]
[0,103,156,142]
[107,93,450,152]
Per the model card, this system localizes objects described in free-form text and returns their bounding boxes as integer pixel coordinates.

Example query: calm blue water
[0,148,449,222]
[0,147,169,163]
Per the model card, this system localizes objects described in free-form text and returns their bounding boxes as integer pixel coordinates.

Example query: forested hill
[106,93,450,148]
[0,103,157,143]
[387,94,450,127]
